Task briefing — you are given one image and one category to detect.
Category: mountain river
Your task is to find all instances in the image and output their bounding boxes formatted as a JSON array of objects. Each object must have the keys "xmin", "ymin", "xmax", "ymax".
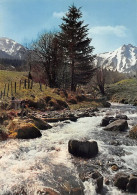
[{"xmin": 0, "ymin": 103, "xmax": 137, "ymax": 194}]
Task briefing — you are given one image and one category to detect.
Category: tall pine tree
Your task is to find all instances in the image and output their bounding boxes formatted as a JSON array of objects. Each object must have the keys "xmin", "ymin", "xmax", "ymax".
[{"xmin": 57, "ymin": 5, "xmax": 96, "ymax": 91}]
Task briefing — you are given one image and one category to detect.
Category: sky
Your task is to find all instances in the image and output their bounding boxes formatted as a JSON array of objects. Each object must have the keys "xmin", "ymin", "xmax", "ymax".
[{"xmin": 0, "ymin": 0, "xmax": 136, "ymax": 54}]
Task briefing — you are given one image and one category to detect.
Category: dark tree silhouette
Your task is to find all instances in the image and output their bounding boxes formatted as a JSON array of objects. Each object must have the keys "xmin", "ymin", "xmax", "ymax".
[{"xmin": 57, "ymin": 5, "xmax": 96, "ymax": 91}]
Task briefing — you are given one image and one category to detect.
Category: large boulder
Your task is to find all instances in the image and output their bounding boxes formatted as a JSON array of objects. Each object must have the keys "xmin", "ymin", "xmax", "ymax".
[
  {"xmin": 68, "ymin": 140, "xmax": 98, "ymax": 158},
  {"xmin": 8, "ymin": 120, "xmax": 42, "ymax": 139},
  {"xmin": 114, "ymin": 173, "xmax": 129, "ymax": 191},
  {"xmin": 114, "ymin": 173, "xmax": 137, "ymax": 193},
  {"xmin": 16, "ymin": 123, "xmax": 42, "ymax": 139},
  {"xmin": 127, "ymin": 175, "xmax": 137, "ymax": 193},
  {"xmin": 104, "ymin": 119, "xmax": 128, "ymax": 131},
  {"xmin": 129, "ymin": 125, "xmax": 137, "ymax": 139}
]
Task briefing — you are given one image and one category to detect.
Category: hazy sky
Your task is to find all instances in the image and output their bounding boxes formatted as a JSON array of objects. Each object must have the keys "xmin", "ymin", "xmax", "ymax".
[{"xmin": 0, "ymin": 0, "xmax": 136, "ymax": 53}]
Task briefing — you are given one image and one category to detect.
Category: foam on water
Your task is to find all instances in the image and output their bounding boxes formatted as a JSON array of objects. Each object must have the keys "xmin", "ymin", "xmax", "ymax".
[{"xmin": 0, "ymin": 103, "xmax": 136, "ymax": 194}]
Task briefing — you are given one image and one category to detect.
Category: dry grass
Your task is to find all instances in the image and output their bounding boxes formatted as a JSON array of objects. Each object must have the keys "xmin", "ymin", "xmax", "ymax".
[{"xmin": 0, "ymin": 70, "xmax": 65, "ymax": 102}]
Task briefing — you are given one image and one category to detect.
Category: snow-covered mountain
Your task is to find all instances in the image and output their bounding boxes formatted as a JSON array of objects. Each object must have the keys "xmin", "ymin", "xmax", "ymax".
[
  {"xmin": 0, "ymin": 37, "xmax": 26, "ymax": 60},
  {"xmin": 96, "ymin": 44, "xmax": 137, "ymax": 73}
]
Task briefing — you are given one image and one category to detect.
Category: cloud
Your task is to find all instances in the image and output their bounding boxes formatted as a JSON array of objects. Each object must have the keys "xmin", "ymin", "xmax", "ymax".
[
  {"xmin": 53, "ymin": 11, "xmax": 65, "ymax": 18},
  {"xmin": 90, "ymin": 25, "xmax": 127, "ymax": 38}
]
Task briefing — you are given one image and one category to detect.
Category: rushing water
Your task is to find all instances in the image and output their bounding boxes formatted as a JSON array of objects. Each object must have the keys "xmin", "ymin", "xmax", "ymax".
[{"xmin": 0, "ymin": 103, "xmax": 137, "ymax": 194}]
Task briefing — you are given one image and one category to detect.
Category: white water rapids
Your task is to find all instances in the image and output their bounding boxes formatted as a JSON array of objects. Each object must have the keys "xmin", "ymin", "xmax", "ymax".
[{"xmin": 0, "ymin": 103, "xmax": 137, "ymax": 194}]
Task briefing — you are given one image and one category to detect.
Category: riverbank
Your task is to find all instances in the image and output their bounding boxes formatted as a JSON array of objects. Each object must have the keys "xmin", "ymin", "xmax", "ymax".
[{"xmin": 106, "ymin": 78, "xmax": 137, "ymax": 105}]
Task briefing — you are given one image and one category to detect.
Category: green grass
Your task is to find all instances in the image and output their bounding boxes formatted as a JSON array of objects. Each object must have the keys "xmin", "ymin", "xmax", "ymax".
[
  {"xmin": 0, "ymin": 70, "xmax": 64, "ymax": 101},
  {"xmin": 0, "ymin": 70, "xmax": 108, "ymax": 110},
  {"xmin": 106, "ymin": 78, "xmax": 137, "ymax": 104}
]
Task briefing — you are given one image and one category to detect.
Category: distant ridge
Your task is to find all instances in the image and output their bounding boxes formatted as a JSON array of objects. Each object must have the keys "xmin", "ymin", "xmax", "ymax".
[
  {"xmin": 95, "ymin": 44, "xmax": 137, "ymax": 73},
  {"xmin": 0, "ymin": 37, "xmax": 26, "ymax": 60}
]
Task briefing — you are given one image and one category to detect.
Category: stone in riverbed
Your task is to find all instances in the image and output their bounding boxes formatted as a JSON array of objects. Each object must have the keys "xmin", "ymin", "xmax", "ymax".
[
  {"xmin": 101, "ymin": 116, "xmax": 115, "ymax": 126},
  {"xmin": 127, "ymin": 175, "xmax": 137, "ymax": 193},
  {"xmin": 8, "ymin": 121, "xmax": 42, "ymax": 139},
  {"xmin": 104, "ymin": 119, "xmax": 128, "ymax": 131},
  {"xmin": 30, "ymin": 116, "xmax": 52, "ymax": 130},
  {"xmin": 16, "ymin": 123, "xmax": 42, "ymax": 139},
  {"xmin": 91, "ymin": 171, "xmax": 103, "ymax": 193},
  {"xmin": 114, "ymin": 172, "xmax": 129, "ymax": 191},
  {"xmin": 37, "ymin": 188, "xmax": 60, "ymax": 195},
  {"xmin": 68, "ymin": 140, "xmax": 98, "ymax": 158},
  {"xmin": 102, "ymin": 101, "xmax": 111, "ymax": 108},
  {"xmin": 115, "ymin": 115, "xmax": 129, "ymax": 120},
  {"xmin": 129, "ymin": 125, "xmax": 137, "ymax": 139}
]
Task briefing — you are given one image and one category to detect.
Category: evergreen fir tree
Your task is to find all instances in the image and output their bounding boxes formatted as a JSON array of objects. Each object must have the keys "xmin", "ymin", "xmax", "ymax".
[{"xmin": 57, "ymin": 5, "xmax": 96, "ymax": 91}]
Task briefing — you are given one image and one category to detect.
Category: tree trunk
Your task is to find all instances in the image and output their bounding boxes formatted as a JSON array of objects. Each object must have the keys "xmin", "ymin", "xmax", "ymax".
[
  {"xmin": 71, "ymin": 59, "xmax": 76, "ymax": 91},
  {"xmin": 99, "ymin": 85, "xmax": 105, "ymax": 95}
]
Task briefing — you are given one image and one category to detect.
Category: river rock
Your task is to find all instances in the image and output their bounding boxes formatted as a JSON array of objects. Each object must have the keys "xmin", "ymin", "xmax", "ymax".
[
  {"xmin": 101, "ymin": 116, "xmax": 115, "ymax": 126},
  {"xmin": 0, "ymin": 125, "xmax": 8, "ymax": 141},
  {"xmin": 129, "ymin": 125, "xmax": 137, "ymax": 139},
  {"xmin": 114, "ymin": 172, "xmax": 129, "ymax": 191},
  {"xmin": 68, "ymin": 140, "xmax": 98, "ymax": 158},
  {"xmin": 16, "ymin": 123, "xmax": 42, "ymax": 139},
  {"xmin": 30, "ymin": 116, "xmax": 52, "ymax": 130},
  {"xmin": 104, "ymin": 119, "xmax": 128, "ymax": 131},
  {"xmin": 127, "ymin": 175, "xmax": 137, "ymax": 193},
  {"xmin": 37, "ymin": 188, "xmax": 60, "ymax": 195},
  {"xmin": 102, "ymin": 101, "xmax": 111, "ymax": 108},
  {"xmin": 91, "ymin": 171, "xmax": 103, "ymax": 193},
  {"xmin": 115, "ymin": 115, "xmax": 129, "ymax": 120},
  {"xmin": 8, "ymin": 122, "xmax": 42, "ymax": 139},
  {"xmin": 111, "ymin": 164, "xmax": 119, "ymax": 171}
]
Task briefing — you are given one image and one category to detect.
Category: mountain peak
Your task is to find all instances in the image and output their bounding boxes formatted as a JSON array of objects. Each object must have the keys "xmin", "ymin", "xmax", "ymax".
[
  {"xmin": 0, "ymin": 37, "xmax": 26, "ymax": 59},
  {"xmin": 96, "ymin": 44, "xmax": 137, "ymax": 73},
  {"xmin": 121, "ymin": 44, "xmax": 134, "ymax": 50}
]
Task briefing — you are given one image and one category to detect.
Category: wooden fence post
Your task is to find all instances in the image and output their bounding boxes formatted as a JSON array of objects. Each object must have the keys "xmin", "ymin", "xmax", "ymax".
[
  {"xmin": 15, "ymin": 82, "xmax": 16, "ymax": 93},
  {"xmin": 24, "ymin": 79, "xmax": 26, "ymax": 89},
  {"xmin": 28, "ymin": 79, "xmax": 30, "ymax": 89},
  {"xmin": 3, "ymin": 84, "xmax": 6, "ymax": 96},
  {"xmin": 30, "ymin": 80, "xmax": 33, "ymax": 89},
  {"xmin": 8, "ymin": 83, "xmax": 9, "ymax": 92},
  {"xmin": 39, "ymin": 82, "xmax": 42, "ymax": 91},
  {"xmin": 19, "ymin": 80, "xmax": 21, "ymax": 90},
  {"xmin": 11, "ymin": 82, "xmax": 13, "ymax": 96}
]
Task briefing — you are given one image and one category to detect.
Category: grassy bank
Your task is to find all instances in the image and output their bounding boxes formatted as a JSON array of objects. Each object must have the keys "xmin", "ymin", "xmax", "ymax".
[
  {"xmin": 0, "ymin": 70, "xmax": 107, "ymax": 110},
  {"xmin": 106, "ymin": 78, "xmax": 137, "ymax": 105}
]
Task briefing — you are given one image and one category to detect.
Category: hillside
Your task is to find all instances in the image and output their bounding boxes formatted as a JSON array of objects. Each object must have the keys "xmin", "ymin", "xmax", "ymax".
[
  {"xmin": 106, "ymin": 78, "xmax": 137, "ymax": 105},
  {"xmin": 0, "ymin": 70, "xmax": 107, "ymax": 110},
  {"xmin": 0, "ymin": 70, "xmax": 65, "ymax": 100}
]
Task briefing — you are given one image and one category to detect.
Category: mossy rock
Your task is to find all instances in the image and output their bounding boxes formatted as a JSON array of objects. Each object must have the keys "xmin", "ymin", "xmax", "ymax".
[
  {"xmin": 0, "ymin": 125, "xmax": 8, "ymax": 141},
  {"xmin": 25, "ymin": 99, "xmax": 37, "ymax": 108},
  {"xmin": 129, "ymin": 125, "xmax": 137, "ymax": 139},
  {"xmin": 56, "ymin": 99, "xmax": 69, "ymax": 109},
  {"xmin": 30, "ymin": 116, "xmax": 52, "ymax": 130},
  {"xmin": 8, "ymin": 121, "xmax": 42, "ymax": 139},
  {"xmin": 16, "ymin": 123, "xmax": 42, "ymax": 139}
]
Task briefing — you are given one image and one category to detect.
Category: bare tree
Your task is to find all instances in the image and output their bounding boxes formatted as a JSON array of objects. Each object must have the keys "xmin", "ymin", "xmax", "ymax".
[{"xmin": 30, "ymin": 32, "xmax": 61, "ymax": 88}]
